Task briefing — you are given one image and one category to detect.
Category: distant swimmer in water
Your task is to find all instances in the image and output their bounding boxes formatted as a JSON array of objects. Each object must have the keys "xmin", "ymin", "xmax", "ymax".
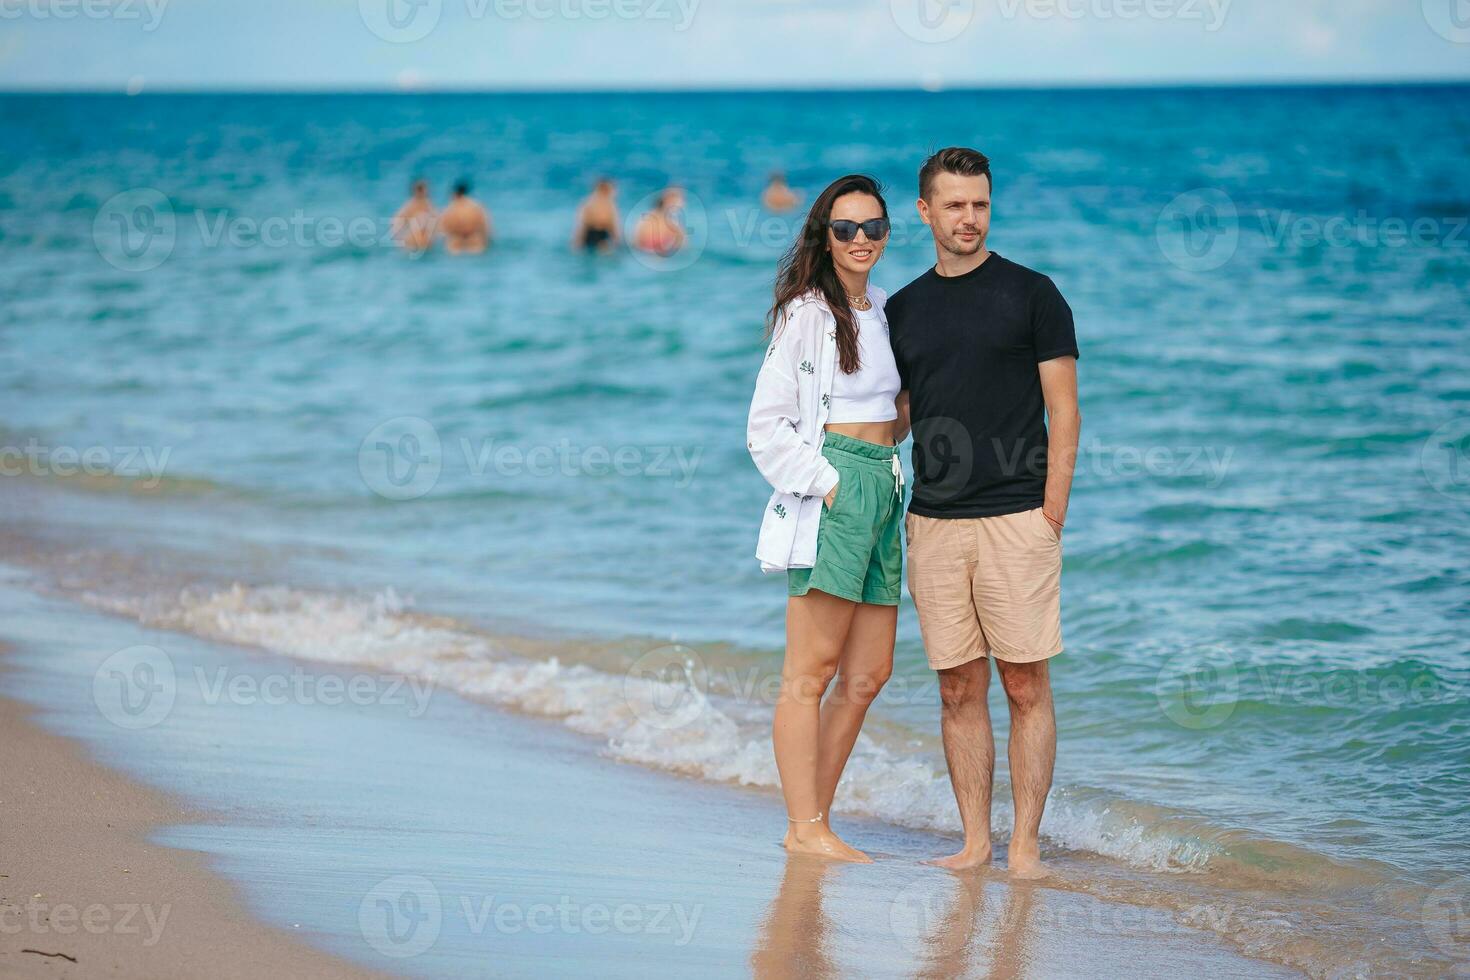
[
  {"xmin": 572, "ymin": 178, "xmax": 620, "ymax": 254},
  {"xmin": 761, "ymin": 171, "xmax": 799, "ymax": 213},
  {"xmin": 439, "ymin": 180, "xmax": 492, "ymax": 255},
  {"xmin": 391, "ymin": 179, "xmax": 437, "ymax": 253},
  {"xmin": 634, "ymin": 186, "xmax": 688, "ymax": 256}
]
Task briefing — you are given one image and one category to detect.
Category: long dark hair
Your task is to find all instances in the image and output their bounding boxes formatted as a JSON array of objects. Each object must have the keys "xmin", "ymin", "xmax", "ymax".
[{"xmin": 766, "ymin": 174, "xmax": 887, "ymax": 375}]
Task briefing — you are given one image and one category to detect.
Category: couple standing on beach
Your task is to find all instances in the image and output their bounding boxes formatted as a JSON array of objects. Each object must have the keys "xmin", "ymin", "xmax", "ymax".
[{"xmin": 747, "ymin": 148, "xmax": 1081, "ymax": 874}]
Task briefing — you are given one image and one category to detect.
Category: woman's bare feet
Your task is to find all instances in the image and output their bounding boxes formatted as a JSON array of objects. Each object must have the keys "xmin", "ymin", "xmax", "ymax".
[
  {"xmin": 784, "ymin": 822, "xmax": 873, "ymax": 863},
  {"xmin": 926, "ymin": 842, "xmax": 992, "ymax": 871}
]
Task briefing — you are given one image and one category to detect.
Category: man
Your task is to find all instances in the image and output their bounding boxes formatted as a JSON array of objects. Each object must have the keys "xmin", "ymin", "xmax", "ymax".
[
  {"xmin": 390, "ymin": 179, "xmax": 436, "ymax": 253},
  {"xmin": 887, "ymin": 147, "xmax": 1081, "ymax": 878},
  {"xmin": 571, "ymin": 177, "xmax": 620, "ymax": 254},
  {"xmin": 439, "ymin": 180, "xmax": 492, "ymax": 254}
]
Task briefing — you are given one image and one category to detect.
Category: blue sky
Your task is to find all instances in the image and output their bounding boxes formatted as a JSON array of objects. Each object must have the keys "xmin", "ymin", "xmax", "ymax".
[{"xmin": 1, "ymin": 0, "xmax": 1467, "ymax": 90}]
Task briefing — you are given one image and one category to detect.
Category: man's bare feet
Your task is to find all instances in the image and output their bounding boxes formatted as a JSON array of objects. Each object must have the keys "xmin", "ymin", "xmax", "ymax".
[
  {"xmin": 926, "ymin": 842, "xmax": 993, "ymax": 871},
  {"xmin": 1006, "ymin": 841, "xmax": 1049, "ymax": 880},
  {"xmin": 784, "ymin": 823, "xmax": 873, "ymax": 863}
]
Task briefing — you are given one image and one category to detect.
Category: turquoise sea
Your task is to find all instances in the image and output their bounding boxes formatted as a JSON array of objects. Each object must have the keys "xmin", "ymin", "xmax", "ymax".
[{"xmin": 2, "ymin": 87, "xmax": 1468, "ymax": 976}]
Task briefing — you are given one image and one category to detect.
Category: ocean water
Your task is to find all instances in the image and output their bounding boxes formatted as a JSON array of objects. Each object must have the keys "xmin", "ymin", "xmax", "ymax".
[{"xmin": 2, "ymin": 87, "xmax": 1469, "ymax": 976}]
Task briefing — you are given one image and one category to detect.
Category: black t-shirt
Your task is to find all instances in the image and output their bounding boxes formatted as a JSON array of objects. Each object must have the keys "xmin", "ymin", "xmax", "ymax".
[{"xmin": 887, "ymin": 253, "xmax": 1078, "ymax": 519}]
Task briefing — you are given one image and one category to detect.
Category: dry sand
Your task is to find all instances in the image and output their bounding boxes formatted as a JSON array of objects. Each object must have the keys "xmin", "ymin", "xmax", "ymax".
[{"xmin": 0, "ymin": 678, "xmax": 388, "ymax": 979}]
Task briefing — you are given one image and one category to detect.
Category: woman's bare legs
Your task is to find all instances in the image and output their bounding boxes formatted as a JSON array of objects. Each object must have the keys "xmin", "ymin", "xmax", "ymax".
[
  {"xmin": 775, "ymin": 588, "xmax": 871, "ymax": 862},
  {"xmin": 815, "ymin": 602, "xmax": 896, "ymax": 825}
]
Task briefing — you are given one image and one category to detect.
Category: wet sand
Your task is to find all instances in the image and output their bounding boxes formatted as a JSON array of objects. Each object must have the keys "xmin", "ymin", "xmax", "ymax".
[
  {"xmin": 0, "ymin": 682, "xmax": 388, "ymax": 979},
  {"xmin": 0, "ymin": 574, "xmax": 1296, "ymax": 978}
]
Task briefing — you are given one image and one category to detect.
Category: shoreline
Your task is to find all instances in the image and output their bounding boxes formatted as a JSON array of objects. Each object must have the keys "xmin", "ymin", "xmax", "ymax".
[
  {"xmin": 0, "ymin": 671, "xmax": 388, "ymax": 979},
  {"xmin": 0, "ymin": 573, "xmax": 1302, "ymax": 978}
]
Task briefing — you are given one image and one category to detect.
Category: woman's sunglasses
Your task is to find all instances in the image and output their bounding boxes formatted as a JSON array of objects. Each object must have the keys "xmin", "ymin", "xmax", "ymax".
[{"xmin": 829, "ymin": 217, "xmax": 891, "ymax": 243}]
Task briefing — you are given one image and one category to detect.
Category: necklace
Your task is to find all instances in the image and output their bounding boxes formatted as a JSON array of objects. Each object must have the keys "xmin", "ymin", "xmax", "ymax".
[{"xmin": 846, "ymin": 292, "xmax": 871, "ymax": 310}]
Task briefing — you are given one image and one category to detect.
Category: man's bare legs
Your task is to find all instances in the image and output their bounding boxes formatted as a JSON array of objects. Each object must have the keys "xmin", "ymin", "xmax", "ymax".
[
  {"xmin": 995, "ymin": 659, "xmax": 1055, "ymax": 878},
  {"xmin": 815, "ymin": 602, "xmax": 897, "ymax": 825},
  {"xmin": 775, "ymin": 589, "xmax": 871, "ymax": 862},
  {"xmin": 929, "ymin": 656, "xmax": 995, "ymax": 870}
]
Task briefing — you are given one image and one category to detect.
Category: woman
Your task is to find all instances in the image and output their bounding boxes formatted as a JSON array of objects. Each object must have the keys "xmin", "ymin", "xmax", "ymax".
[
  {"xmin": 634, "ymin": 186, "xmax": 687, "ymax": 256},
  {"xmin": 747, "ymin": 174, "xmax": 906, "ymax": 863}
]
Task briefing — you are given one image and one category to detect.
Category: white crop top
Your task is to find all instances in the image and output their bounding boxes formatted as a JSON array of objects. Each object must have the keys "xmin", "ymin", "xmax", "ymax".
[{"xmin": 827, "ymin": 306, "xmax": 901, "ymax": 424}]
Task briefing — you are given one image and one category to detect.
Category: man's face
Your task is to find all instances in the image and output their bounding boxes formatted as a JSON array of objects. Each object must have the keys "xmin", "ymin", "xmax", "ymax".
[{"xmin": 917, "ymin": 172, "xmax": 991, "ymax": 257}]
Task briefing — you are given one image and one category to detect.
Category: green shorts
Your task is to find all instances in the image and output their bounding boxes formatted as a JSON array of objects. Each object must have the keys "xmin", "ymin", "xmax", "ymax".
[{"xmin": 788, "ymin": 432, "xmax": 904, "ymax": 606}]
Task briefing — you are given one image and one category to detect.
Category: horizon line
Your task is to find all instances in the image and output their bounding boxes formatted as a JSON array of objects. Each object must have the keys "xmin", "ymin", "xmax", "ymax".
[{"xmin": 3, "ymin": 76, "xmax": 1469, "ymax": 96}]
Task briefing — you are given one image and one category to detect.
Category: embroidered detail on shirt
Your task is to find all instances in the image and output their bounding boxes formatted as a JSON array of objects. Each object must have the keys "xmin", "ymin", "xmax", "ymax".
[
  {"xmin": 773, "ymin": 503, "xmax": 788, "ymax": 519},
  {"xmin": 821, "ymin": 393, "xmax": 830, "ymax": 408},
  {"xmin": 799, "ymin": 360, "xmax": 815, "ymax": 375}
]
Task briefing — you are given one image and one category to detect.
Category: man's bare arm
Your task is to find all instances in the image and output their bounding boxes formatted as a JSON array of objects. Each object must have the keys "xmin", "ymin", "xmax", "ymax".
[
  {"xmin": 894, "ymin": 390, "xmax": 911, "ymax": 444},
  {"xmin": 1038, "ymin": 357, "xmax": 1080, "ymax": 532}
]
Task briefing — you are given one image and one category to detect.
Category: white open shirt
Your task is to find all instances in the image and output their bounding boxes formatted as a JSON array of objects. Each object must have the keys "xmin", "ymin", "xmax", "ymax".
[{"xmin": 746, "ymin": 285, "xmax": 889, "ymax": 573}]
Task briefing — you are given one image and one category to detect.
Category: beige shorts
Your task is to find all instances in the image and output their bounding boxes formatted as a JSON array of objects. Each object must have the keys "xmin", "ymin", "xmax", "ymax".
[{"xmin": 905, "ymin": 508, "xmax": 1064, "ymax": 670}]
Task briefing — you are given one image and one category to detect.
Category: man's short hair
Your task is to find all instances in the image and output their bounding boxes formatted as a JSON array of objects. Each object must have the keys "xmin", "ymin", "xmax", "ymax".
[
  {"xmin": 454, "ymin": 180, "xmax": 471, "ymax": 197},
  {"xmin": 919, "ymin": 147, "xmax": 992, "ymax": 201}
]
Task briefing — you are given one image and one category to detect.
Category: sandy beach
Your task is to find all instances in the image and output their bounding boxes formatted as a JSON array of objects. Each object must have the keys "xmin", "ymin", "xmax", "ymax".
[
  {"xmin": 0, "ymin": 679, "xmax": 387, "ymax": 979},
  {"xmin": 0, "ymin": 564, "xmax": 1301, "ymax": 979}
]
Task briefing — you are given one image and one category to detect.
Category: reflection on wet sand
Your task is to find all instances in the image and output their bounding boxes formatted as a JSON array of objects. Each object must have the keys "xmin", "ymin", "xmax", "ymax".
[
  {"xmin": 982, "ymin": 881, "xmax": 1040, "ymax": 980},
  {"xmin": 911, "ymin": 873, "xmax": 1038, "ymax": 980},
  {"xmin": 751, "ymin": 857, "xmax": 838, "ymax": 980},
  {"xmin": 752, "ymin": 855, "xmax": 1042, "ymax": 980}
]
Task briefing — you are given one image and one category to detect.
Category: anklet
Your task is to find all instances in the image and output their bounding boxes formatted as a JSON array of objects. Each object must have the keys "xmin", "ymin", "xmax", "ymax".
[{"xmin": 787, "ymin": 813, "xmax": 825, "ymax": 823}]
